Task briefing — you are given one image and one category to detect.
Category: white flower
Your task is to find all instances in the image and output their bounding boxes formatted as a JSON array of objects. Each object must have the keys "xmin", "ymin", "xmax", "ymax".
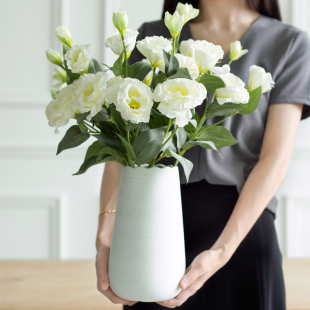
[
  {"xmin": 179, "ymin": 39, "xmax": 196, "ymax": 57},
  {"xmin": 153, "ymin": 78, "xmax": 207, "ymax": 127},
  {"xmin": 209, "ymin": 64, "xmax": 230, "ymax": 75},
  {"xmin": 212, "ymin": 70, "xmax": 249, "ymax": 104},
  {"xmin": 142, "ymin": 58, "xmax": 159, "ymax": 86},
  {"xmin": 107, "ymin": 75, "xmax": 122, "ymax": 88},
  {"xmin": 55, "ymin": 25, "xmax": 72, "ymax": 47},
  {"xmin": 164, "ymin": 11, "xmax": 184, "ymax": 38},
  {"xmin": 74, "ymin": 72, "xmax": 111, "ymax": 120},
  {"xmin": 176, "ymin": 2, "xmax": 199, "ymax": 24},
  {"xmin": 105, "ymin": 78, "xmax": 153, "ymax": 124},
  {"xmin": 113, "ymin": 10, "xmax": 129, "ymax": 35},
  {"xmin": 45, "ymin": 84, "xmax": 76, "ymax": 134},
  {"xmin": 159, "ymin": 53, "xmax": 199, "ymax": 79},
  {"xmin": 248, "ymin": 65, "xmax": 275, "ymax": 93},
  {"xmin": 64, "ymin": 44, "xmax": 91, "ymax": 74},
  {"xmin": 194, "ymin": 40, "xmax": 224, "ymax": 73},
  {"xmin": 136, "ymin": 36, "xmax": 172, "ymax": 68},
  {"xmin": 105, "ymin": 29, "xmax": 138, "ymax": 57},
  {"xmin": 230, "ymin": 41, "xmax": 248, "ymax": 61}
]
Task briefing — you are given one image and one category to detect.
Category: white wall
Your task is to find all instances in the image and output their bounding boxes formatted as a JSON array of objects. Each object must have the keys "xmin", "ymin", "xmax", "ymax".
[{"xmin": 0, "ymin": 0, "xmax": 309, "ymax": 259}]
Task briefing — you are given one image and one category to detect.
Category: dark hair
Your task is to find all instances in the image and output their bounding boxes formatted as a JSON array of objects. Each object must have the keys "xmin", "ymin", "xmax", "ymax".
[{"xmin": 162, "ymin": 0, "xmax": 281, "ymax": 21}]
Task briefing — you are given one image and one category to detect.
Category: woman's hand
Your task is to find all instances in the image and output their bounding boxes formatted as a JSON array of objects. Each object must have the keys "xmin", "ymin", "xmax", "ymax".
[
  {"xmin": 95, "ymin": 243, "xmax": 138, "ymax": 306},
  {"xmin": 156, "ymin": 247, "xmax": 230, "ymax": 308}
]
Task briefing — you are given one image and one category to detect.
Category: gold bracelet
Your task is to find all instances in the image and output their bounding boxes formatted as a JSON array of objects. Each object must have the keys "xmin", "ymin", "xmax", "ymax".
[{"xmin": 98, "ymin": 210, "xmax": 116, "ymax": 218}]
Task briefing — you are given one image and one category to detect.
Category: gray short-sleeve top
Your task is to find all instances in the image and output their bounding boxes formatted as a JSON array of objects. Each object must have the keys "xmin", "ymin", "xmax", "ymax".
[{"xmin": 128, "ymin": 15, "xmax": 310, "ymax": 215}]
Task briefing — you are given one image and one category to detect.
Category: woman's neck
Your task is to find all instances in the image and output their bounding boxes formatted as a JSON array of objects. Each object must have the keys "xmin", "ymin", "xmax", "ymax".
[{"xmin": 193, "ymin": 0, "xmax": 260, "ymax": 30}]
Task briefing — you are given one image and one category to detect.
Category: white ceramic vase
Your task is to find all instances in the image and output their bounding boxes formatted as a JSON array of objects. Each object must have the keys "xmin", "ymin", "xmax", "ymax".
[{"xmin": 108, "ymin": 165, "xmax": 186, "ymax": 302}]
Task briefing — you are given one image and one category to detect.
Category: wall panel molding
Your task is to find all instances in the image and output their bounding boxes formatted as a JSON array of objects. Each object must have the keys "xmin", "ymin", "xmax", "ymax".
[
  {"xmin": 284, "ymin": 195, "xmax": 310, "ymax": 257},
  {"xmin": 0, "ymin": 196, "xmax": 62, "ymax": 259}
]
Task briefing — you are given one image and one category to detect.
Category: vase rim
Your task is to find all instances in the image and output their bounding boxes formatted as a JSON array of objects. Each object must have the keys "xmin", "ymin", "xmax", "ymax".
[{"xmin": 123, "ymin": 165, "xmax": 177, "ymax": 170}]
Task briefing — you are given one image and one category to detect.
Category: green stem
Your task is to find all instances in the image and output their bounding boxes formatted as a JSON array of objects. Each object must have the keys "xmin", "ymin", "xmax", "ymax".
[
  {"xmin": 110, "ymin": 116, "xmax": 123, "ymax": 135},
  {"xmin": 228, "ymin": 59, "xmax": 233, "ymax": 66},
  {"xmin": 84, "ymin": 121, "xmax": 100, "ymax": 133},
  {"xmin": 155, "ymin": 154, "xmax": 168, "ymax": 163},
  {"xmin": 134, "ymin": 123, "xmax": 141, "ymax": 140},
  {"xmin": 172, "ymin": 37, "xmax": 176, "ymax": 54},
  {"xmin": 150, "ymin": 67, "xmax": 156, "ymax": 91},
  {"xmin": 121, "ymin": 35, "xmax": 127, "ymax": 77},
  {"xmin": 173, "ymin": 94, "xmax": 214, "ymax": 166}
]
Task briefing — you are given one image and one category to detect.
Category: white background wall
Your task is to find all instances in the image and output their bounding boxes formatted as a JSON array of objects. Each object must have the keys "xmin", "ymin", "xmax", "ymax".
[{"xmin": 0, "ymin": 0, "xmax": 309, "ymax": 260}]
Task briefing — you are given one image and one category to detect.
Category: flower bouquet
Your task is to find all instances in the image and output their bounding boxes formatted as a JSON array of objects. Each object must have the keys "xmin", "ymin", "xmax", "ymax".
[{"xmin": 45, "ymin": 2, "xmax": 274, "ymax": 302}]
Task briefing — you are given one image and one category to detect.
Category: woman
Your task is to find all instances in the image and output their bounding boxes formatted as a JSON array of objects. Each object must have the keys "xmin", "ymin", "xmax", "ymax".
[{"xmin": 95, "ymin": 0, "xmax": 310, "ymax": 309}]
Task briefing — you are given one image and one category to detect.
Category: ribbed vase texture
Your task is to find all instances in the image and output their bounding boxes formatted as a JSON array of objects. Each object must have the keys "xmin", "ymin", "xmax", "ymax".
[{"xmin": 108, "ymin": 165, "xmax": 186, "ymax": 302}]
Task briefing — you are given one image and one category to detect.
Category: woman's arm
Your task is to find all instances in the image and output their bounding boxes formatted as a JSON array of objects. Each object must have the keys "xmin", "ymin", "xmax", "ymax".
[
  {"xmin": 96, "ymin": 161, "xmax": 122, "ymax": 249},
  {"xmin": 157, "ymin": 102, "xmax": 303, "ymax": 308},
  {"xmin": 95, "ymin": 162, "xmax": 137, "ymax": 306},
  {"xmin": 210, "ymin": 103, "xmax": 303, "ymax": 259}
]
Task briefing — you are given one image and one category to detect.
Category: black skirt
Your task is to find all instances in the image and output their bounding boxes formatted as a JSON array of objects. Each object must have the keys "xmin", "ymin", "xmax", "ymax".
[{"xmin": 124, "ymin": 180, "xmax": 286, "ymax": 310}]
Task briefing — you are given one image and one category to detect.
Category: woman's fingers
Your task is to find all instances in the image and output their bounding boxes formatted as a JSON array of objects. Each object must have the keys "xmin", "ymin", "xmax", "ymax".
[
  {"xmin": 95, "ymin": 245, "xmax": 137, "ymax": 306},
  {"xmin": 157, "ymin": 273, "xmax": 210, "ymax": 308},
  {"xmin": 179, "ymin": 253, "xmax": 208, "ymax": 289}
]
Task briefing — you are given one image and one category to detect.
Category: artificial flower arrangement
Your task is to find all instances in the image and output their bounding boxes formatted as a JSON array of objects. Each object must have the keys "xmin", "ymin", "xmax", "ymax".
[{"xmin": 45, "ymin": 2, "xmax": 274, "ymax": 182}]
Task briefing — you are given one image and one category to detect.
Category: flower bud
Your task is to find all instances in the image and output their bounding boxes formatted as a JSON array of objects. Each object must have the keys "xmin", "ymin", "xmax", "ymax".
[
  {"xmin": 56, "ymin": 25, "xmax": 72, "ymax": 48},
  {"xmin": 229, "ymin": 41, "xmax": 248, "ymax": 61},
  {"xmin": 52, "ymin": 67, "xmax": 67, "ymax": 90},
  {"xmin": 164, "ymin": 11, "xmax": 184, "ymax": 38},
  {"xmin": 113, "ymin": 10, "xmax": 129, "ymax": 35},
  {"xmin": 248, "ymin": 65, "xmax": 275, "ymax": 93},
  {"xmin": 176, "ymin": 3, "xmax": 199, "ymax": 24},
  {"xmin": 46, "ymin": 49, "xmax": 63, "ymax": 66}
]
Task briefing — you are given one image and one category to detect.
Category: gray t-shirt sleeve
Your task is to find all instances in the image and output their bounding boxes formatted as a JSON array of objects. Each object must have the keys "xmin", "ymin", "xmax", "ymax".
[{"xmin": 269, "ymin": 30, "xmax": 310, "ymax": 120}]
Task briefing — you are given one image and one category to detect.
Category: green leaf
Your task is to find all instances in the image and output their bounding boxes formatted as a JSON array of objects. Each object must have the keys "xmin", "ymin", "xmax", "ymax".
[
  {"xmin": 125, "ymin": 122, "xmax": 139, "ymax": 131},
  {"xmin": 78, "ymin": 121, "xmax": 88, "ymax": 134},
  {"xmin": 73, "ymin": 155, "xmax": 119, "ymax": 175},
  {"xmin": 174, "ymin": 125, "xmax": 188, "ymax": 148},
  {"xmin": 85, "ymin": 141, "xmax": 105, "ymax": 161},
  {"xmin": 206, "ymin": 100, "xmax": 244, "ymax": 119},
  {"xmin": 195, "ymin": 125, "xmax": 238, "ymax": 149},
  {"xmin": 167, "ymin": 53, "xmax": 179, "ymax": 77},
  {"xmin": 130, "ymin": 61, "xmax": 153, "ymax": 81},
  {"xmin": 169, "ymin": 149, "xmax": 193, "ymax": 183},
  {"xmin": 162, "ymin": 130, "xmax": 177, "ymax": 153},
  {"xmin": 56, "ymin": 125, "xmax": 89, "ymax": 155},
  {"xmin": 51, "ymin": 90, "xmax": 59, "ymax": 100},
  {"xmin": 92, "ymin": 133, "xmax": 123, "ymax": 152},
  {"xmin": 76, "ymin": 112, "xmax": 90, "ymax": 123},
  {"xmin": 184, "ymin": 119, "xmax": 197, "ymax": 135},
  {"xmin": 155, "ymin": 73, "xmax": 167, "ymax": 86},
  {"xmin": 168, "ymin": 67, "xmax": 192, "ymax": 80},
  {"xmin": 112, "ymin": 53, "xmax": 123, "ymax": 76},
  {"xmin": 199, "ymin": 74, "xmax": 226, "ymax": 92},
  {"xmin": 132, "ymin": 127, "xmax": 165, "ymax": 165},
  {"xmin": 151, "ymin": 108, "xmax": 170, "ymax": 128},
  {"xmin": 110, "ymin": 104, "xmax": 127, "ymax": 136},
  {"xmin": 184, "ymin": 140, "xmax": 222, "ymax": 158},
  {"xmin": 88, "ymin": 58, "xmax": 104, "ymax": 74},
  {"xmin": 98, "ymin": 147, "xmax": 122, "ymax": 160},
  {"xmin": 239, "ymin": 86, "xmax": 262, "ymax": 115},
  {"xmin": 122, "ymin": 59, "xmax": 134, "ymax": 78},
  {"xmin": 115, "ymin": 133, "xmax": 136, "ymax": 161},
  {"xmin": 163, "ymin": 50, "xmax": 171, "ymax": 75},
  {"xmin": 90, "ymin": 108, "xmax": 109, "ymax": 122},
  {"xmin": 62, "ymin": 44, "xmax": 70, "ymax": 56},
  {"xmin": 96, "ymin": 121, "xmax": 117, "ymax": 135}
]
